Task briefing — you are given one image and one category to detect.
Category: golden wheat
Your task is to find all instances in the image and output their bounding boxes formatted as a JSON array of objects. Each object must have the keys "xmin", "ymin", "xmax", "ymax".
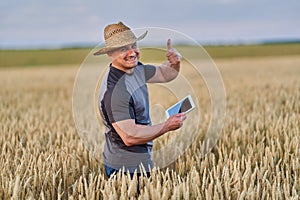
[{"xmin": 0, "ymin": 55, "xmax": 300, "ymax": 199}]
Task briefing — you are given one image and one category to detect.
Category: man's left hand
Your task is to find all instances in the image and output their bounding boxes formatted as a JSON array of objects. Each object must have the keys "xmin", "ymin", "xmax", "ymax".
[{"xmin": 166, "ymin": 39, "xmax": 182, "ymax": 65}]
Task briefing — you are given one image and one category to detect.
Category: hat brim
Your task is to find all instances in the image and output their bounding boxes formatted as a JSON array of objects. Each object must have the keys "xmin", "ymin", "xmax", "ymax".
[{"xmin": 93, "ymin": 31, "xmax": 147, "ymax": 56}]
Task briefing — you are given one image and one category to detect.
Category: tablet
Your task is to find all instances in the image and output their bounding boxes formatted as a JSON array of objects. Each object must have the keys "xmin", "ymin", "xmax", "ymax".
[{"xmin": 165, "ymin": 95, "xmax": 196, "ymax": 118}]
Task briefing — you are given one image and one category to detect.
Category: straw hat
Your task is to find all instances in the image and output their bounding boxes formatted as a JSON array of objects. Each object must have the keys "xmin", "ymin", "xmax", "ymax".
[{"xmin": 93, "ymin": 22, "xmax": 147, "ymax": 55}]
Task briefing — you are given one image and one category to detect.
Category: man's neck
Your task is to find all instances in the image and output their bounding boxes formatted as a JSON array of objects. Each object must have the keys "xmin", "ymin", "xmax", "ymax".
[{"xmin": 111, "ymin": 63, "xmax": 135, "ymax": 74}]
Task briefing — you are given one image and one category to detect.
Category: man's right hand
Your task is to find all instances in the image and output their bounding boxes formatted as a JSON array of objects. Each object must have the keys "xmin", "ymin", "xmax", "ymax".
[{"xmin": 164, "ymin": 113, "xmax": 187, "ymax": 131}]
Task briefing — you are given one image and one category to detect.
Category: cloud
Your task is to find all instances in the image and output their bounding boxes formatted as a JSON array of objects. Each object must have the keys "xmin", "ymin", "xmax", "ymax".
[
  {"xmin": 1, "ymin": 0, "xmax": 299, "ymax": 48},
  {"xmin": 214, "ymin": 0, "xmax": 240, "ymax": 4}
]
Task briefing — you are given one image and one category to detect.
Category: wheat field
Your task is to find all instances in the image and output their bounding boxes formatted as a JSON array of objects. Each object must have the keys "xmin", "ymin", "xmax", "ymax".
[{"xmin": 0, "ymin": 54, "xmax": 299, "ymax": 199}]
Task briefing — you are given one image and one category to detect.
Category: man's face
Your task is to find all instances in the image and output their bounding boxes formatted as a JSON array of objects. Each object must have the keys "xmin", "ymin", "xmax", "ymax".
[{"xmin": 108, "ymin": 43, "xmax": 140, "ymax": 72}]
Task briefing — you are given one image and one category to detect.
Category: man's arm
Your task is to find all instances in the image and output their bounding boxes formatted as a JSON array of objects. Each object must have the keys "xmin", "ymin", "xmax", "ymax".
[
  {"xmin": 147, "ymin": 39, "xmax": 182, "ymax": 83},
  {"xmin": 112, "ymin": 113, "xmax": 186, "ymax": 147}
]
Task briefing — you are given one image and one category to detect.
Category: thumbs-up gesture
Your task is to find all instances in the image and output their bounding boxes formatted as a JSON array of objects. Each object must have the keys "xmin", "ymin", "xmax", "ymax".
[{"xmin": 166, "ymin": 39, "xmax": 182, "ymax": 65}]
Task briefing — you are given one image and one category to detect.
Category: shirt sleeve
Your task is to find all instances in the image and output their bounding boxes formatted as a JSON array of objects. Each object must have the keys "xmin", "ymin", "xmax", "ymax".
[
  {"xmin": 105, "ymin": 86, "xmax": 135, "ymax": 123},
  {"xmin": 143, "ymin": 64, "xmax": 156, "ymax": 81}
]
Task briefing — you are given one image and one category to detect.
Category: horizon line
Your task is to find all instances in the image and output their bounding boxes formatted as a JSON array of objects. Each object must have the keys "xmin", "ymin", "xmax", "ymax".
[{"xmin": 1, "ymin": 38, "xmax": 300, "ymax": 50}]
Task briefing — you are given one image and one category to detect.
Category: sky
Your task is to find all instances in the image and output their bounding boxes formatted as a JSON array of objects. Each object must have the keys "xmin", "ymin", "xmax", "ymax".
[{"xmin": 1, "ymin": 0, "xmax": 300, "ymax": 49}]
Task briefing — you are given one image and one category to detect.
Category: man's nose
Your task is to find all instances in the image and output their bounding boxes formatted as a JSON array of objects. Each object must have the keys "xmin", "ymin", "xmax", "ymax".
[{"xmin": 127, "ymin": 48, "xmax": 136, "ymax": 55}]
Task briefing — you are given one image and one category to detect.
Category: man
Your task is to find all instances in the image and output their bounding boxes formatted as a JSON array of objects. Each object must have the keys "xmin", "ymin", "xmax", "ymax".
[{"xmin": 94, "ymin": 22, "xmax": 186, "ymax": 178}]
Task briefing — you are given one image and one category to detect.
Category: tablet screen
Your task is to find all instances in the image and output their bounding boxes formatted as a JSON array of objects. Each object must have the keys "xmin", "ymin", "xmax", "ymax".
[
  {"xmin": 179, "ymin": 98, "xmax": 193, "ymax": 113},
  {"xmin": 165, "ymin": 95, "xmax": 195, "ymax": 118}
]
